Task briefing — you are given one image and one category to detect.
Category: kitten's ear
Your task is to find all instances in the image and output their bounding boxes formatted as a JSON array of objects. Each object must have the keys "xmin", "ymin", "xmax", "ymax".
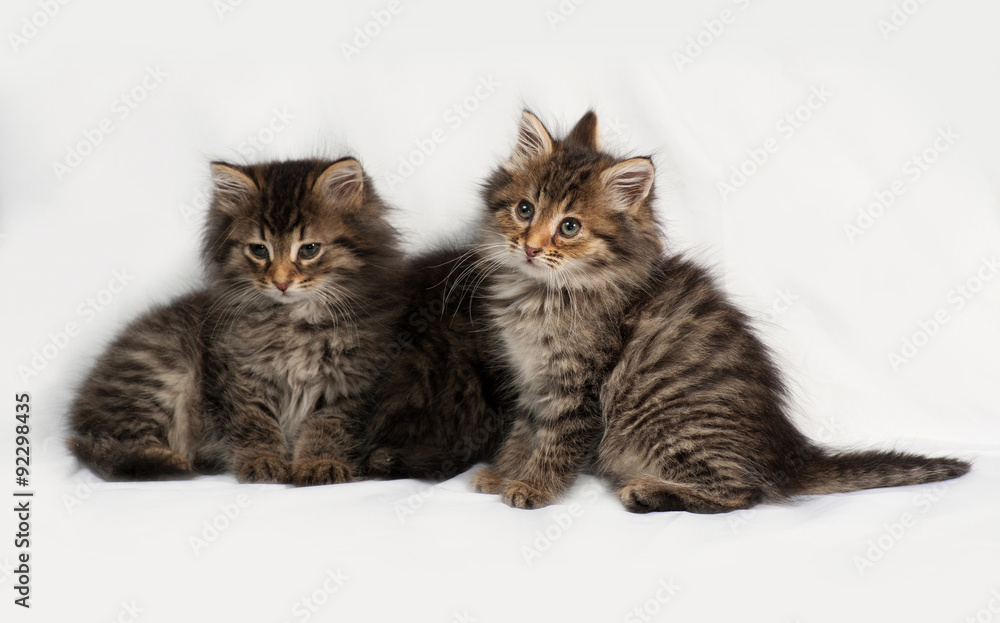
[
  {"xmin": 211, "ymin": 163, "xmax": 256, "ymax": 195},
  {"xmin": 565, "ymin": 110, "xmax": 599, "ymax": 151},
  {"xmin": 602, "ymin": 157, "xmax": 655, "ymax": 211},
  {"xmin": 210, "ymin": 163, "xmax": 256, "ymax": 214},
  {"xmin": 314, "ymin": 158, "xmax": 365, "ymax": 209},
  {"xmin": 510, "ymin": 111, "xmax": 554, "ymax": 163}
]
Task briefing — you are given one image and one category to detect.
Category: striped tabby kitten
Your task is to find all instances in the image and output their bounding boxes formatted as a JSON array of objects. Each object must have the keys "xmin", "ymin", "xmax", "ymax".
[
  {"xmin": 471, "ymin": 111, "xmax": 969, "ymax": 512},
  {"xmin": 361, "ymin": 246, "xmax": 510, "ymax": 480},
  {"xmin": 69, "ymin": 158, "xmax": 402, "ymax": 485}
]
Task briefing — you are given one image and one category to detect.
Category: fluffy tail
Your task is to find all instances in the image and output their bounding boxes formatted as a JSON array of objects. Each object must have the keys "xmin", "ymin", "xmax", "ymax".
[{"xmin": 791, "ymin": 449, "xmax": 970, "ymax": 496}]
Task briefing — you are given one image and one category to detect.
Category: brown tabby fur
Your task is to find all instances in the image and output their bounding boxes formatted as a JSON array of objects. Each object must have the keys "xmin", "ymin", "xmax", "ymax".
[
  {"xmin": 68, "ymin": 158, "xmax": 403, "ymax": 484},
  {"xmin": 471, "ymin": 111, "xmax": 970, "ymax": 513},
  {"xmin": 360, "ymin": 246, "xmax": 511, "ymax": 480}
]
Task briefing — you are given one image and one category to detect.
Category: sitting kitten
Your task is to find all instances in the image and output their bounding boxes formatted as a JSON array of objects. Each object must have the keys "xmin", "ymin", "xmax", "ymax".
[
  {"xmin": 361, "ymin": 245, "xmax": 511, "ymax": 480},
  {"xmin": 472, "ymin": 111, "xmax": 970, "ymax": 512},
  {"xmin": 68, "ymin": 158, "xmax": 403, "ymax": 485}
]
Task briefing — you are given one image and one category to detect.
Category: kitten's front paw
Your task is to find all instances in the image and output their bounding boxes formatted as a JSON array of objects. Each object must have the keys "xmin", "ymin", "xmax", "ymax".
[
  {"xmin": 236, "ymin": 453, "xmax": 289, "ymax": 484},
  {"xmin": 291, "ymin": 457, "xmax": 353, "ymax": 486},
  {"xmin": 502, "ymin": 480, "xmax": 554, "ymax": 510},
  {"xmin": 471, "ymin": 466, "xmax": 505, "ymax": 494}
]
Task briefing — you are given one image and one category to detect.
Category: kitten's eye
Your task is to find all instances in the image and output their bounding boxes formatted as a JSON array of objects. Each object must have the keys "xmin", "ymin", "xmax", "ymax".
[
  {"xmin": 559, "ymin": 218, "xmax": 582, "ymax": 237},
  {"xmin": 298, "ymin": 243, "xmax": 321, "ymax": 259},
  {"xmin": 516, "ymin": 200, "xmax": 535, "ymax": 221},
  {"xmin": 249, "ymin": 244, "xmax": 269, "ymax": 259}
]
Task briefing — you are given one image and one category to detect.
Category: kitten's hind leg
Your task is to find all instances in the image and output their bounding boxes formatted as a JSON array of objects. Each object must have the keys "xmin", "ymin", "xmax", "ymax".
[
  {"xmin": 615, "ymin": 474, "xmax": 757, "ymax": 515},
  {"xmin": 68, "ymin": 434, "xmax": 194, "ymax": 481}
]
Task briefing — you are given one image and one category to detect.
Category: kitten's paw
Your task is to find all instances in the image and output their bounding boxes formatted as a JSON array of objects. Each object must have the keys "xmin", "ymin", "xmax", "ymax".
[
  {"xmin": 471, "ymin": 466, "xmax": 505, "ymax": 494},
  {"xmin": 365, "ymin": 447, "xmax": 397, "ymax": 479},
  {"xmin": 105, "ymin": 445, "xmax": 195, "ymax": 481},
  {"xmin": 236, "ymin": 453, "xmax": 289, "ymax": 484},
  {"xmin": 291, "ymin": 457, "xmax": 353, "ymax": 486},
  {"xmin": 136, "ymin": 446, "xmax": 195, "ymax": 476},
  {"xmin": 618, "ymin": 481, "xmax": 678, "ymax": 513},
  {"xmin": 501, "ymin": 480, "xmax": 554, "ymax": 510}
]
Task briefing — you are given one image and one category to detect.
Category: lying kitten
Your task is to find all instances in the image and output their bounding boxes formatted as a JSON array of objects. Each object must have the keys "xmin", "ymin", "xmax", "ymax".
[
  {"xmin": 472, "ymin": 111, "xmax": 970, "ymax": 512},
  {"xmin": 68, "ymin": 158, "xmax": 403, "ymax": 485},
  {"xmin": 362, "ymin": 246, "xmax": 510, "ymax": 480}
]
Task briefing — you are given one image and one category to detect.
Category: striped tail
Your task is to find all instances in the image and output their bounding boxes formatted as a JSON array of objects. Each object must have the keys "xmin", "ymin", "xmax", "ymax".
[{"xmin": 792, "ymin": 449, "xmax": 970, "ymax": 496}]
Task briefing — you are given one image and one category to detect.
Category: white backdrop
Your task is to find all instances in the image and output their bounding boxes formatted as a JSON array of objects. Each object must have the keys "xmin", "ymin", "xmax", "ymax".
[{"xmin": 2, "ymin": 1, "xmax": 998, "ymax": 621}]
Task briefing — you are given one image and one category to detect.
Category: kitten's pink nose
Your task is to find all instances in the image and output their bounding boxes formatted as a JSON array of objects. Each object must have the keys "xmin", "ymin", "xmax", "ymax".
[
  {"xmin": 274, "ymin": 280, "xmax": 291, "ymax": 292},
  {"xmin": 525, "ymin": 246, "xmax": 543, "ymax": 259}
]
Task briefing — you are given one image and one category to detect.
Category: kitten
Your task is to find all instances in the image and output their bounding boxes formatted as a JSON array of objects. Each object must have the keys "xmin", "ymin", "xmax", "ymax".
[
  {"xmin": 68, "ymin": 157, "xmax": 403, "ymax": 485},
  {"xmin": 361, "ymin": 245, "xmax": 511, "ymax": 480},
  {"xmin": 471, "ymin": 111, "xmax": 970, "ymax": 512}
]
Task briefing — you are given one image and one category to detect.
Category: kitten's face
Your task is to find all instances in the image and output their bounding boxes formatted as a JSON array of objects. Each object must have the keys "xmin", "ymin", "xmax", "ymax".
[
  {"xmin": 481, "ymin": 111, "xmax": 661, "ymax": 289},
  {"xmin": 204, "ymin": 158, "xmax": 378, "ymax": 306}
]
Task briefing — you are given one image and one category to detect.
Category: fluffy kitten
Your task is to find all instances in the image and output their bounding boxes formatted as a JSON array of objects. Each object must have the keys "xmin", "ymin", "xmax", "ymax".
[
  {"xmin": 471, "ymin": 111, "xmax": 970, "ymax": 512},
  {"xmin": 361, "ymin": 246, "xmax": 510, "ymax": 480},
  {"xmin": 68, "ymin": 158, "xmax": 403, "ymax": 485}
]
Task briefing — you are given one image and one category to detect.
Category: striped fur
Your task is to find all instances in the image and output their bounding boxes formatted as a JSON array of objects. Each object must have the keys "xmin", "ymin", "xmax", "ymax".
[
  {"xmin": 471, "ymin": 111, "xmax": 970, "ymax": 513},
  {"xmin": 68, "ymin": 158, "xmax": 403, "ymax": 484}
]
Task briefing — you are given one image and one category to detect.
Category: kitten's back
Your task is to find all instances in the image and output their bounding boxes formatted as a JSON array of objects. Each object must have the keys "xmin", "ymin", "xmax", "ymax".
[
  {"xmin": 599, "ymin": 254, "xmax": 969, "ymax": 511},
  {"xmin": 68, "ymin": 291, "xmax": 210, "ymax": 480}
]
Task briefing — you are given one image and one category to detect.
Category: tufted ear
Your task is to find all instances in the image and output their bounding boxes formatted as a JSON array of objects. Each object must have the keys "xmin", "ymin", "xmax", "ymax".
[
  {"xmin": 510, "ymin": 110, "xmax": 554, "ymax": 162},
  {"xmin": 210, "ymin": 162, "xmax": 257, "ymax": 214},
  {"xmin": 601, "ymin": 157, "xmax": 654, "ymax": 211},
  {"xmin": 314, "ymin": 158, "xmax": 365, "ymax": 209},
  {"xmin": 565, "ymin": 110, "xmax": 599, "ymax": 151}
]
